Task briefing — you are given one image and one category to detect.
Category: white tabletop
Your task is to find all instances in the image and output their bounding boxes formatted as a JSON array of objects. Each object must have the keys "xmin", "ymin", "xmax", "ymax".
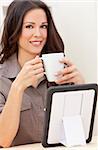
[{"xmin": 2, "ymin": 136, "xmax": 98, "ymax": 150}]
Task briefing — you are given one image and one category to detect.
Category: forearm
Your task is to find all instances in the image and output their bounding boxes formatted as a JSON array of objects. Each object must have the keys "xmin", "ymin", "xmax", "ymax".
[{"xmin": 0, "ymin": 82, "xmax": 24, "ymax": 147}]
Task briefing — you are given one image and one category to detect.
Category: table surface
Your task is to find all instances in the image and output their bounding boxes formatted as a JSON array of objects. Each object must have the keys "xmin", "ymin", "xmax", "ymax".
[{"xmin": 2, "ymin": 136, "xmax": 98, "ymax": 150}]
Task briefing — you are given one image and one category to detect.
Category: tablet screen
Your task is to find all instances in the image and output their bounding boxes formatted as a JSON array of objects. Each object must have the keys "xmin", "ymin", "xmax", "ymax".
[
  {"xmin": 47, "ymin": 90, "xmax": 95, "ymax": 144},
  {"xmin": 42, "ymin": 84, "xmax": 97, "ymax": 147}
]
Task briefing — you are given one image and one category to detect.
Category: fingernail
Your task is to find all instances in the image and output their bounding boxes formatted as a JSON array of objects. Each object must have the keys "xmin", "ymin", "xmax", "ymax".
[{"xmin": 35, "ymin": 55, "xmax": 39, "ymax": 58}]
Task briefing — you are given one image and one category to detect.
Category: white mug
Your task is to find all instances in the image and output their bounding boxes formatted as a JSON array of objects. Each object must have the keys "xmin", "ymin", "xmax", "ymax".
[{"xmin": 41, "ymin": 53, "xmax": 64, "ymax": 82}]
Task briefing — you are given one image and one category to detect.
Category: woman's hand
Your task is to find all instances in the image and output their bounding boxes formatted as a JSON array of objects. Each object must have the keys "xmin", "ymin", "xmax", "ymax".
[
  {"xmin": 55, "ymin": 57, "xmax": 85, "ymax": 85},
  {"xmin": 13, "ymin": 56, "xmax": 44, "ymax": 91}
]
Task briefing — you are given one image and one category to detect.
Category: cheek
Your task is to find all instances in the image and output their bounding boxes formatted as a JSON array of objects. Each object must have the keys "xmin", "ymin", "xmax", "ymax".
[
  {"xmin": 42, "ymin": 31, "xmax": 48, "ymax": 41},
  {"xmin": 18, "ymin": 35, "xmax": 28, "ymax": 47},
  {"xmin": 45, "ymin": 33, "xmax": 47, "ymax": 40},
  {"xmin": 21, "ymin": 33, "xmax": 30, "ymax": 40},
  {"xmin": 43, "ymin": 32, "xmax": 47, "ymax": 44},
  {"xmin": 19, "ymin": 35, "xmax": 30, "ymax": 45},
  {"xmin": 20, "ymin": 29, "xmax": 32, "ymax": 40}
]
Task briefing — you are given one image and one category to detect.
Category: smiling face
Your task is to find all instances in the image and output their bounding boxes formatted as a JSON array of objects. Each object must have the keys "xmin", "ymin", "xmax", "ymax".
[{"xmin": 18, "ymin": 8, "xmax": 48, "ymax": 59}]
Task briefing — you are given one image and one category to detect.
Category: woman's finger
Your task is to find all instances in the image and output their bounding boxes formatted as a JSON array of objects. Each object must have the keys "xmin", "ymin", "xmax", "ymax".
[
  {"xmin": 32, "ymin": 62, "xmax": 43, "ymax": 70},
  {"xmin": 33, "ymin": 67, "xmax": 44, "ymax": 75},
  {"xmin": 56, "ymin": 65, "xmax": 76, "ymax": 76},
  {"xmin": 59, "ymin": 57, "xmax": 74, "ymax": 66},
  {"xmin": 55, "ymin": 71, "xmax": 85, "ymax": 85},
  {"xmin": 36, "ymin": 72, "xmax": 44, "ymax": 80},
  {"xmin": 55, "ymin": 71, "xmax": 78, "ymax": 83}
]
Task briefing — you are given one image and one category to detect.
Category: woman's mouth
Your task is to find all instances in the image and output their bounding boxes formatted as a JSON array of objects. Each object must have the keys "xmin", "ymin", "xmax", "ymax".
[{"xmin": 29, "ymin": 41, "xmax": 42, "ymax": 47}]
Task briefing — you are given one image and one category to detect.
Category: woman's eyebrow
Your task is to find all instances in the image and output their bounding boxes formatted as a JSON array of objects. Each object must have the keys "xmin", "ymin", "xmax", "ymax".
[
  {"xmin": 23, "ymin": 22, "xmax": 35, "ymax": 24},
  {"xmin": 42, "ymin": 22, "xmax": 48, "ymax": 24},
  {"xmin": 23, "ymin": 22, "xmax": 48, "ymax": 24}
]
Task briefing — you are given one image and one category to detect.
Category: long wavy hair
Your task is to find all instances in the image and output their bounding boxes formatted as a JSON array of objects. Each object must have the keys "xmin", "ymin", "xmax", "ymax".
[{"xmin": 0, "ymin": 0, "xmax": 64, "ymax": 64}]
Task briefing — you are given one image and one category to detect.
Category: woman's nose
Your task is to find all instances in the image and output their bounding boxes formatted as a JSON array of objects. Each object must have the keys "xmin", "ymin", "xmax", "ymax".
[{"xmin": 33, "ymin": 27, "xmax": 41, "ymax": 37}]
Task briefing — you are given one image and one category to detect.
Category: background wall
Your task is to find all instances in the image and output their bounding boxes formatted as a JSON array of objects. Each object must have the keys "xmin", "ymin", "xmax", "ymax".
[
  {"xmin": 0, "ymin": 0, "xmax": 97, "ymax": 135},
  {"xmin": 43, "ymin": 0, "xmax": 97, "ymax": 84}
]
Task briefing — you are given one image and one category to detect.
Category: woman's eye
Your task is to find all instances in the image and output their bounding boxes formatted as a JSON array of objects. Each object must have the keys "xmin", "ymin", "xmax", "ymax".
[
  {"xmin": 25, "ymin": 25, "xmax": 33, "ymax": 29},
  {"xmin": 41, "ymin": 25, "xmax": 48, "ymax": 29}
]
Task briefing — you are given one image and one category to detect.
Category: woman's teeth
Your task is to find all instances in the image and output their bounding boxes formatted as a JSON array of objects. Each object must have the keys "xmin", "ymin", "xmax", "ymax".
[{"xmin": 30, "ymin": 41, "xmax": 41, "ymax": 46}]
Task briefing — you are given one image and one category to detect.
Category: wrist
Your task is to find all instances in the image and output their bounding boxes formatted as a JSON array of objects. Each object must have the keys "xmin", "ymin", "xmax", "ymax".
[{"xmin": 12, "ymin": 79, "xmax": 25, "ymax": 93}]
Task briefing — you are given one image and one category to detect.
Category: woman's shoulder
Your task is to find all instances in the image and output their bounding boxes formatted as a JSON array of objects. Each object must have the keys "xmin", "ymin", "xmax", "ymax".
[
  {"xmin": 0, "ymin": 63, "xmax": 12, "ymax": 88},
  {"xmin": 0, "ymin": 70, "xmax": 12, "ymax": 98},
  {"xmin": 0, "ymin": 63, "xmax": 8, "ymax": 80},
  {"xmin": 0, "ymin": 63, "xmax": 5, "ymax": 77},
  {"xmin": 0, "ymin": 66, "xmax": 13, "ymax": 85},
  {"xmin": 0, "ymin": 53, "xmax": 21, "ymax": 79}
]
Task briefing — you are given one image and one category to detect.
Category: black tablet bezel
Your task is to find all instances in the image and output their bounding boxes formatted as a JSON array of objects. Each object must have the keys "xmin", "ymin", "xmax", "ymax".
[{"xmin": 42, "ymin": 84, "xmax": 97, "ymax": 147}]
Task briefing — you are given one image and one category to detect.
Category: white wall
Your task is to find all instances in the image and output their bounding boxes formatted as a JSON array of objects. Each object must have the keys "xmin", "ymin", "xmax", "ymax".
[{"xmin": 44, "ymin": 0, "xmax": 97, "ymax": 84}]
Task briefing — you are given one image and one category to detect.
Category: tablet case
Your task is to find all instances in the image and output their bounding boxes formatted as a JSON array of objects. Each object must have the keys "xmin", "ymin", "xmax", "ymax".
[{"xmin": 42, "ymin": 84, "xmax": 97, "ymax": 147}]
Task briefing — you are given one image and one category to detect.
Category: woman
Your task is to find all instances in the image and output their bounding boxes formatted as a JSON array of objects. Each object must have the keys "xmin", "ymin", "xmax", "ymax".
[{"xmin": 0, "ymin": 0, "xmax": 85, "ymax": 148}]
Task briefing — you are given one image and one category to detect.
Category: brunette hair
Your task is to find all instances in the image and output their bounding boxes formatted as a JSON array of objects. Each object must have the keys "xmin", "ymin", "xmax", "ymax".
[{"xmin": 0, "ymin": 0, "xmax": 64, "ymax": 64}]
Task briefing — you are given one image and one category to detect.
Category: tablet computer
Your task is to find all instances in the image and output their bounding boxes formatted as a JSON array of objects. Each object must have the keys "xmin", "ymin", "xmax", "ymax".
[{"xmin": 42, "ymin": 84, "xmax": 97, "ymax": 147}]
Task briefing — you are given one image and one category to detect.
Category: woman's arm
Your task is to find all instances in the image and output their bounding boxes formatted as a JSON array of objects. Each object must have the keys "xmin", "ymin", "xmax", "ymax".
[
  {"xmin": 0, "ymin": 82, "xmax": 23, "ymax": 148},
  {"xmin": 0, "ymin": 56, "xmax": 44, "ymax": 148}
]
